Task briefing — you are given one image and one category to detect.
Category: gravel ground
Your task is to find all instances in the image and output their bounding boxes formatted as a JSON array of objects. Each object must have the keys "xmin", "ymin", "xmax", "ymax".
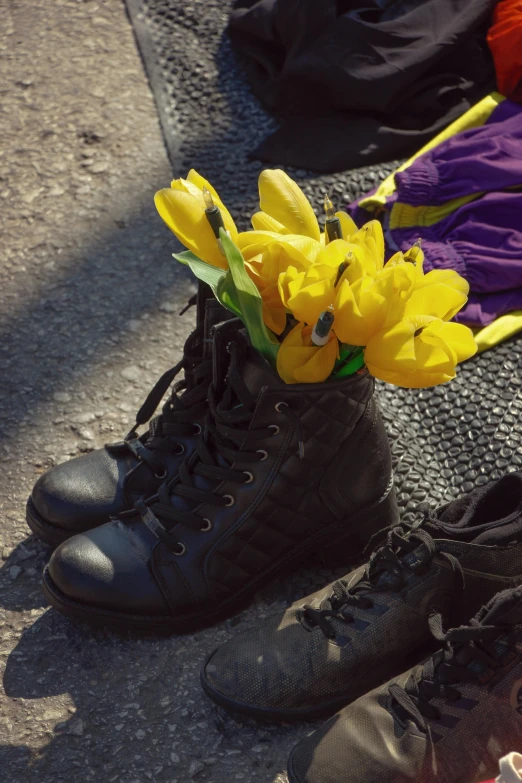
[
  {"xmin": 3, "ymin": 2, "xmax": 522, "ymax": 783},
  {"xmin": 0, "ymin": 3, "xmax": 334, "ymax": 782}
]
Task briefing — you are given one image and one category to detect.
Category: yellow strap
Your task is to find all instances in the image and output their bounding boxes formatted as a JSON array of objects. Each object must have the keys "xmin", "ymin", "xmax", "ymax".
[
  {"xmin": 473, "ymin": 311, "xmax": 522, "ymax": 353},
  {"xmin": 359, "ymin": 92, "xmax": 506, "ymax": 212}
]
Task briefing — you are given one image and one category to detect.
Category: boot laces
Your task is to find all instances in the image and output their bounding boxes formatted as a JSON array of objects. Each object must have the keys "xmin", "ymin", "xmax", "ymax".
[
  {"xmin": 118, "ymin": 318, "xmax": 211, "ymax": 476},
  {"xmin": 388, "ymin": 613, "xmax": 519, "ymax": 732},
  {"xmin": 300, "ymin": 517, "xmax": 464, "ymax": 640},
  {"xmin": 133, "ymin": 341, "xmax": 301, "ymax": 553}
]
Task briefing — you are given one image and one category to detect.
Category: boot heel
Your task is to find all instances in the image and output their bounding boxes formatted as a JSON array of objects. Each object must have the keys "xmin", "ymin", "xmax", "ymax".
[{"xmin": 319, "ymin": 485, "xmax": 399, "ymax": 567}]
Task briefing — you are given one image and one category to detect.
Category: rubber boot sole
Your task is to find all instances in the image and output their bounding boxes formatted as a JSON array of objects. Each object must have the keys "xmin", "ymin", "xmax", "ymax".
[{"xmin": 26, "ymin": 497, "xmax": 76, "ymax": 548}]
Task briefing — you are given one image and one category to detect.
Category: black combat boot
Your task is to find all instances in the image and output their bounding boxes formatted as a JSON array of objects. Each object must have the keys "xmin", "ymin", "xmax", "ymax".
[
  {"xmin": 27, "ymin": 284, "xmax": 231, "ymax": 547},
  {"xmin": 42, "ymin": 321, "xmax": 397, "ymax": 631}
]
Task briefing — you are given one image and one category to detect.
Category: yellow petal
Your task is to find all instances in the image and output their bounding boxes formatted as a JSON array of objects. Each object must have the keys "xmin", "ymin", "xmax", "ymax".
[
  {"xmin": 350, "ymin": 220, "xmax": 385, "ymax": 267},
  {"xmin": 422, "ymin": 269, "xmax": 469, "ymax": 297},
  {"xmin": 334, "ymin": 278, "xmax": 379, "ymax": 346},
  {"xmin": 364, "ymin": 320, "xmax": 419, "ymax": 372},
  {"xmin": 336, "ymin": 211, "xmax": 358, "ymax": 239},
  {"xmin": 405, "ymin": 283, "xmax": 468, "ymax": 322},
  {"xmin": 154, "ymin": 188, "xmax": 228, "ymax": 269},
  {"xmin": 185, "ymin": 169, "xmax": 238, "ymax": 242},
  {"xmin": 423, "ymin": 320, "xmax": 477, "ymax": 363},
  {"xmin": 251, "ymin": 211, "xmax": 290, "ymax": 234},
  {"xmin": 287, "ymin": 278, "xmax": 335, "ymax": 325},
  {"xmin": 238, "ymin": 231, "xmax": 281, "ymax": 250},
  {"xmin": 317, "ymin": 239, "xmax": 353, "ymax": 269},
  {"xmin": 258, "ymin": 169, "xmax": 320, "ymax": 240},
  {"xmin": 277, "ymin": 323, "xmax": 338, "ymax": 384},
  {"xmin": 278, "ymin": 265, "xmax": 302, "ymax": 308}
]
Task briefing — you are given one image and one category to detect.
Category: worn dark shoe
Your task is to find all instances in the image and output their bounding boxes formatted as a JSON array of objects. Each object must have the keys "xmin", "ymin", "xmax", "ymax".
[
  {"xmin": 27, "ymin": 285, "xmax": 230, "ymax": 547},
  {"xmin": 42, "ymin": 321, "xmax": 397, "ymax": 632},
  {"xmin": 202, "ymin": 472, "xmax": 522, "ymax": 720},
  {"xmin": 287, "ymin": 584, "xmax": 522, "ymax": 783}
]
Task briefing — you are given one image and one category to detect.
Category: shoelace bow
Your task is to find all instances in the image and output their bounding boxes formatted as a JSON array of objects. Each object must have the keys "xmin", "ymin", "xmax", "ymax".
[
  {"xmin": 122, "ymin": 318, "xmax": 212, "ymax": 477},
  {"xmin": 300, "ymin": 523, "xmax": 464, "ymax": 640},
  {"xmin": 388, "ymin": 613, "xmax": 518, "ymax": 732},
  {"xmin": 135, "ymin": 341, "xmax": 303, "ymax": 554}
]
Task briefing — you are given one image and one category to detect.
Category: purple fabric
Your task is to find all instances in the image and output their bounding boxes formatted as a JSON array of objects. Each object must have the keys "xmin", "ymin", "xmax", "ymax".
[
  {"xmin": 348, "ymin": 99, "xmax": 522, "ymax": 326},
  {"xmin": 394, "ymin": 100, "xmax": 522, "ymax": 206},
  {"xmin": 393, "ymin": 191, "xmax": 522, "ymax": 325}
]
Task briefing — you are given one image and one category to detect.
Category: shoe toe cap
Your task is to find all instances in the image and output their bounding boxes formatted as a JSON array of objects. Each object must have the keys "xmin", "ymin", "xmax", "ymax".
[
  {"xmin": 31, "ymin": 448, "xmax": 126, "ymax": 531},
  {"xmin": 47, "ymin": 520, "xmax": 169, "ymax": 616},
  {"xmin": 203, "ymin": 612, "xmax": 309, "ymax": 712}
]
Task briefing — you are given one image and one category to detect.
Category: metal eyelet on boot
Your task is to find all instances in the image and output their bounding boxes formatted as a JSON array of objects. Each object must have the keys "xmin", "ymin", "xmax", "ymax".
[
  {"xmin": 193, "ymin": 423, "xmax": 202, "ymax": 434},
  {"xmin": 275, "ymin": 401, "xmax": 288, "ymax": 412},
  {"xmin": 223, "ymin": 494, "xmax": 235, "ymax": 507},
  {"xmin": 256, "ymin": 449, "xmax": 268, "ymax": 461},
  {"xmin": 243, "ymin": 471, "xmax": 254, "ymax": 484},
  {"xmin": 201, "ymin": 518, "xmax": 213, "ymax": 532},
  {"xmin": 268, "ymin": 425, "xmax": 280, "ymax": 435},
  {"xmin": 174, "ymin": 443, "xmax": 185, "ymax": 456},
  {"xmin": 154, "ymin": 468, "xmax": 167, "ymax": 480},
  {"xmin": 173, "ymin": 543, "xmax": 186, "ymax": 556}
]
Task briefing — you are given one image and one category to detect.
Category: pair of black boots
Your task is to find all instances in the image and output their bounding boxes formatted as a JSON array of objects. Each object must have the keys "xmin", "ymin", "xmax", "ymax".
[
  {"xmin": 28, "ymin": 284, "xmax": 397, "ymax": 631},
  {"xmin": 27, "ymin": 284, "xmax": 522, "ymax": 783}
]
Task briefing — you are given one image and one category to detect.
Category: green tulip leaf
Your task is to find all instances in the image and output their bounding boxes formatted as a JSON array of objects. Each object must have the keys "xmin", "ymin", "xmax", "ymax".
[
  {"xmin": 216, "ymin": 269, "xmax": 241, "ymax": 317},
  {"xmin": 173, "ymin": 251, "xmax": 241, "ymax": 316},
  {"xmin": 173, "ymin": 251, "xmax": 226, "ymax": 292},
  {"xmin": 219, "ymin": 229, "xmax": 279, "ymax": 364}
]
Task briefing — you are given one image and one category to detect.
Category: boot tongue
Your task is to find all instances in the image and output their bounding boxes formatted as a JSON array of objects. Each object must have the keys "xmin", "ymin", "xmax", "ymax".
[
  {"xmin": 432, "ymin": 472, "xmax": 522, "ymax": 544},
  {"xmin": 478, "ymin": 586, "xmax": 522, "ymax": 627}
]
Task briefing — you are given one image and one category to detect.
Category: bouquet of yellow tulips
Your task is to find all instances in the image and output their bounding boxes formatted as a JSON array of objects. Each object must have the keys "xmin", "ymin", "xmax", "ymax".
[{"xmin": 155, "ymin": 169, "xmax": 477, "ymax": 389}]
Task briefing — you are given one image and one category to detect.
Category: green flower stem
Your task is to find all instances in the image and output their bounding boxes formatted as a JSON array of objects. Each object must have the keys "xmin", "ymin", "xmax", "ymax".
[
  {"xmin": 219, "ymin": 229, "xmax": 279, "ymax": 366},
  {"xmin": 333, "ymin": 344, "xmax": 365, "ymax": 377}
]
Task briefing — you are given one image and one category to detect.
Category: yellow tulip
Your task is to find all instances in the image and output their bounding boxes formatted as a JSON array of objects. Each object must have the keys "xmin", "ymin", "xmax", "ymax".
[
  {"xmin": 277, "ymin": 239, "xmax": 369, "ymax": 325},
  {"xmin": 258, "ymin": 170, "xmax": 321, "ymax": 241},
  {"xmin": 154, "ymin": 169, "xmax": 238, "ymax": 270},
  {"xmin": 247, "ymin": 238, "xmax": 315, "ymax": 334},
  {"xmin": 333, "ymin": 262, "xmax": 418, "ymax": 346},
  {"xmin": 279, "ymin": 248, "xmax": 416, "ymax": 347},
  {"xmin": 364, "ymin": 316, "xmax": 477, "ymax": 388},
  {"xmin": 281, "ymin": 263, "xmax": 338, "ymax": 325},
  {"xmin": 277, "ymin": 323, "xmax": 339, "ymax": 384}
]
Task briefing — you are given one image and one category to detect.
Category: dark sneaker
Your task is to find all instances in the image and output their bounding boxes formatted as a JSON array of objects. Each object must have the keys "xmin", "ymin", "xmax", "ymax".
[
  {"xmin": 202, "ymin": 472, "xmax": 522, "ymax": 720},
  {"xmin": 287, "ymin": 584, "xmax": 522, "ymax": 783},
  {"xmin": 41, "ymin": 322, "xmax": 397, "ymax": 633},
  {"xmin": 27, "ymin": 284, "xmax": 230, "ymax": 547}
]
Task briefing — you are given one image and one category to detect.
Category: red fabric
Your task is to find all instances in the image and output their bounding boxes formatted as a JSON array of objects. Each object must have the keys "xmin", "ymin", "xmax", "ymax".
[{"xmin": 487, "ymin": 0, "xmax": 522, "ymax": 101}]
